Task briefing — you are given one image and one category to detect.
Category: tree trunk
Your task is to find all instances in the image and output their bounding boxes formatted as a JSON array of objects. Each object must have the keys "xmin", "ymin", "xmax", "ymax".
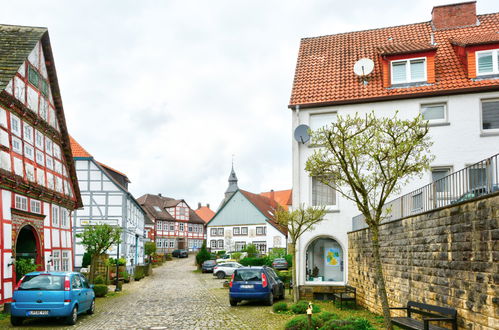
[
  {"xmin": 370, "ymin": 225, "xmax": 393, "ymax": 330},
  {"xmin": 89, "ymin": 254, "xmax": 97, "ymax": 284},
  {"xmin": 290, "ymin": 242, "xmax": 299, "ymax": 303}
]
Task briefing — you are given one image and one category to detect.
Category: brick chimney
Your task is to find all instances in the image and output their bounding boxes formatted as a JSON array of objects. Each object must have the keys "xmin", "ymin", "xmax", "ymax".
[
  {"xmin": 432, "ymin": 1, "xmax": 477, "ymax": 30},
  {"xmin": 270, "ymin": 189, "xmax": 275, "ymax": 201},
  {"xmin": 198, "ymin": 202, "xmax": 201, "ymax": 209}
]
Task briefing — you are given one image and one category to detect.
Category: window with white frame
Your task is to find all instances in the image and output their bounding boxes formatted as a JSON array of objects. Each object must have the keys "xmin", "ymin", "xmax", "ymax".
[
  {"xmin": 46, "ymin": 156, "xmax": 53, "ymax": 170},
  {"xmin": 52, "ymin": 205, "xmax": 60, "ymax": 226},
  {"xmin": 233, "ymin": 227, "xmax": 240, "ymax": 235},
  {"xmin": 217, "ymin": 239, "xmax": 224, "ymax": 248},
  {"xmin": 25, "ymin": 163, "xmax": 35, "ymax": 182},
  {"xmin": 45, "ymin": 137, "xmax": 53, "ymax": 155},
  {"xmin": 30, "ymin": 199, "xmax": 41, "ymax": 214},
  {"xmin": 53, "ymin": 143, "xmax": 61, "ymax": 159},
  {"xmin": 235, "ymin": 241, "xmax": 246, "ymax": 251},
  {"xmin": 210, "ymin": 240, "xmax": 217, "ymax": 249},
  {"xmin": 412, "ymin": 192, "xmax": 423, "ymax": 211},
  {"xmin": 11, "ymin": 136, "xmax": 22, "ymax": 154},
  {"xmin": 210, "ymin": 228, "xmax": 217, "ymax": 236},
  {"xmin": 217, "ymin": 228, "xmax": 223, "ymax": 236},
  {"xmin": 36, "ymin": 168, "xmax": 45, "ymax": 186},
  {"xmin": 188, "ymin": 240, "xmax": 194, "ymax": 248},
  {"xmin": 241, "ymin": 227, "xmax": 248, "ymax": 235},
  {"xmin": 0, "ymin": 129, "xmax": 8, "ymax": 148},
  {"xmin": 169, "ymin": 222, "xmax": 174, "ymax": 231},
  {"xmin": 421, "ymin": 103, "xmax": 447, "ymax": 123},
  {"xmin": 179, "ymin": 223, "xmax": 184, "ymax": 231},
  {"xmin": 431, "ymin": 167, "xmax": 452, "ymax": 193},
  {"xmin": 312, "ymin": 177, "xmax": 336, "ymax": 206},
  {"xmin": 62, "ymin": 251, "xmax": 70, "ymax": 271},
  {"xmin": 10, "ymin": 114, "xmax": 21, "ymax": 137},
  {"xmin": 253, "ymin": 241, "xmax": 267, "ymax": 253},
  {"xmin": 23, "ymin": 123, "xmax": 34, "ymax": 144},
  {"xmin": 156, "ymin": 240, "xmax": 162, "ymax": 248},
  {"xmin": 391, "ymin": 58, "xmax": 426, "ymax": 84},
  {"xmin": 24, "ymin": 144, "xmax": 34, "ymax": 161},
  {"xmin": 256, "ymin": 226, "xmax": 266, "ymax": 236},
  {"xmin": 188, "ymin": 224, "xmax": 192, "ymax": 232},
  {"xmin": 61, "ymin": 209, "xmax": 69, "ymax": 228},
  {"xmin": 198, "ymin": 226, "xmax": 203, "ymax": 234},
  {"xmin": 157, "ymin": 221, "xmax": 162, "ymax": 230},
  {"xmin": 15, "ymin": 195, "xmax": 28, "ymax": 211},
  {"xmin": 35, "ymin": 130, "xmax": 44, "ymax": 149},
  {"xmin": 0, "ymin": 108, "xmax": 6, "ymax": 128},
  {"xmin": 481, "ymin": 99, "xmax": 499, "ymax": 131},
  {"xmin": 35, "ymin": 150, "xmax": 44, "ymax": 165},
  {"xmin": 476, "ymin": 49, "xmax": 499, "ymax": 76},
  {"xmin": 52, "ymin": 250, "xmax": 60, "ymax": 271},
  {"xmin": 169, "ymin": 240, "xmax": 175, "ymax": 248}
]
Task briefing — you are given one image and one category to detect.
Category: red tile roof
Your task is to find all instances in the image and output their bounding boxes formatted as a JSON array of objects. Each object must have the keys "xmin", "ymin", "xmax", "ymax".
[
  {"xmin": 260, "ymin": 189, "xmax": 292, "ymax": 211},
  {"xmin": 450, "ymin": 31, "xmax": 499, "ymax": 46},
  {"xmin": 195, "ymin": 206, "xmax": 215, "ymax": 223},
  {"xmin": 69, "ymin": 135, "xmax": 92, "ymax": 158},
  {"xmin": 289, "ymin": 13, "xmax": 499, "ymax": 108},
  {"xmin": 240, "ymin": 190, "xmax": 287, "ymax": 235},
  {"xmin": 97, "ymin": 161, "xmax": 130, "ymax": 182},
  {"xmin": 377, "ymin": 42, "xmax": 437, "ymax": 56}
]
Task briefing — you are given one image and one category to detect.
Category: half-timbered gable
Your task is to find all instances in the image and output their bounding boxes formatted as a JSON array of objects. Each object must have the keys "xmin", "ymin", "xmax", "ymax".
[
  {"xmin": 70, "ymin": 137, "xmax": 148, "ymax": 272},
  {"xmin": 138, "ymin": 194, "xmax": 205, "ymax": 253},
  {"xmin": 0, "ymin": 24, "xmax": 82, "ymax": 304}
]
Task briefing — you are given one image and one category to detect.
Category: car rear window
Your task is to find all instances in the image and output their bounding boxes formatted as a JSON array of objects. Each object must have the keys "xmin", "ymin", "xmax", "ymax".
[
  {"xmin": 204, "ymin": 260, "xmax": 216, "ymax": 265},
  {"xmin": 234, "ymin": 269, "xmax": 262, "ymax": 281},
  {"xmin": 19, "ymin": 274, "xmax": 65, "ymax": 291}
]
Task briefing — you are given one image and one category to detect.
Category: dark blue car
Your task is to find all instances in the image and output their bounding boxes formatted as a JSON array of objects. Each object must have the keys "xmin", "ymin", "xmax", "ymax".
[
  {"xmin": 229, "ymin": 266, "xmax": 285, "ymax": 306},
  {"xmin": 11, "ymin": 271, "xmax": 95, "ymax": 326}
]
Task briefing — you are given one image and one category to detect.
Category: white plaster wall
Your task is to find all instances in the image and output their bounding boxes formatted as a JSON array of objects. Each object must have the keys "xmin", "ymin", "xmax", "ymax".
[{"xmin": 292, "ymin": 91, "xmax": 499, "ymax": 286}]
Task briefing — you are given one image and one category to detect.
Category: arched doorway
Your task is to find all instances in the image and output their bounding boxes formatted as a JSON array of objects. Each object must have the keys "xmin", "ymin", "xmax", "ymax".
[
  {"xmin": 15, "ymin": 225, "xmax": 42, "ymax": 281},
  {"xmin": 305, "ymin": 236, "xmax": 344, "ymax": 283}
]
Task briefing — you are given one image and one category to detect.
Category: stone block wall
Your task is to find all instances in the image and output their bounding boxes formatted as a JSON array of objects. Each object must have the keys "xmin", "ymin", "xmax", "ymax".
[{"xmin": 348, "ymin": 193, "xmax": 498, "ymax": 330}]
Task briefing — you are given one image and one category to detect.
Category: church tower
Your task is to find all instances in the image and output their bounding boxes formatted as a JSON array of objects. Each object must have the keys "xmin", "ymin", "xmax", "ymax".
[{"xmin": 219, "ymin": 164, "xmax": 239, "ymax": 209}]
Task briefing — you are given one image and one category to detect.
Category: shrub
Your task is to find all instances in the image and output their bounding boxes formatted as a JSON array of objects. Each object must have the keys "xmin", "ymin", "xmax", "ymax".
[
  {"xmin": 196, "ymin": 243, "xmax": 211, "ymax": 266},
  {"xmin": 319, "ymin": 318, "xmax": 374, "ymax": 330},
  {"xmin": 276, "ymin": 270, "xmax": 292, "ymax": 284},
  {"xmin": 244, "ymin": 244, "xmax": 258, "ymax": 257},
  {"xmin": 268, "ymin": 248, "xmax": 287, "ymax": 259},
  {"xmin": 216, "ymin": 250, "xmax": 226, "ymax": 256},
  {"xmin": 165, "ymin": 253, "xmax": 172, "ymax": 261},
  {"xmin": 15, "ymin": 258, "xmax": 37, "ymax": 279},
  {"xmin": 318, "ymin": 312, "xmax": 339, "ymax": 323},
  {"xmin": 272, "ymin": 302, "xmax": 288, "ymax": 313},
  {"xmin": 285, "ymin": 254, "xmax": 293, "ymax": 267},
  {"xmin": 285, "ymin": 315, "xmax": 323, "ymax": 330},
  {"xmin": 134, "ymin": 266, "xmax": 145, "ymax": 281},
  {"xmin": 231, "ymin": 252, "xmax": 242, "ymax": 261},
  {"xmin": 120, "ymin": 271, "xmax": 130, "ymax": 283},
  {"xmin": 93, "ymin": 275, "xmax": 105, "ymax": 285},
  {"xmin": 82, "ymin": 252, "xmax": 92, "ymax": 268},
  {"xmin": 93, "ymin": 284, "xmax": 108, "ymax": 297},
  {"xmin": 108, "ymin": 257, "xmax": 126, "ymax": 266},
  {"xmin": 290, "ymin": 301, "xmax": 321, "ymax": 314},
  {"xmin": 239, "ymin": 257, "xmax": 272, "ymax": 267}
]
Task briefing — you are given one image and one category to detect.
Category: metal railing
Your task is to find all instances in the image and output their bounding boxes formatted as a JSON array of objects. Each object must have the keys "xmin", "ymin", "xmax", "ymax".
[{"xmin": 352, "ymin": 153, "xmax": 499, "ymax": 231}]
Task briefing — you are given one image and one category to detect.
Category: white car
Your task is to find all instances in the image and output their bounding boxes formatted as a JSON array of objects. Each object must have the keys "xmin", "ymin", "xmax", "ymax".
[{"xmin": 213, "ymin": 262, "xmax": 243, "ymax": 279}]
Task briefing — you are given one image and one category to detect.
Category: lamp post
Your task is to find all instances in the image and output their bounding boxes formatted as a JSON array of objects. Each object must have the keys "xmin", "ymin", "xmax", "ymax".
[{"xmin": 115, "ymin": 241, "xmax": 121, "ymax": 292}]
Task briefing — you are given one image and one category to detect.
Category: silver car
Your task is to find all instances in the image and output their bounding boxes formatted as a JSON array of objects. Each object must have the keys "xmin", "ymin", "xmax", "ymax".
[{"xmin": 213, "ymin": 262, "xmax": 243, "ymax": 279}]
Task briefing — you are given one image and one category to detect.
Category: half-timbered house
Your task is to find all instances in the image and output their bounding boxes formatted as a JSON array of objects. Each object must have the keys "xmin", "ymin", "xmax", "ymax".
[
  {"xmin": 138, "ymin": 194, "xmax": 205, "ymax": 253},
  {"xmin": 70, "ymin": 137, "xmax": 149, "ymax": 272},
  {"xmin": 0, "ymin": 24, "xmax": 82, "ymax": 304}
]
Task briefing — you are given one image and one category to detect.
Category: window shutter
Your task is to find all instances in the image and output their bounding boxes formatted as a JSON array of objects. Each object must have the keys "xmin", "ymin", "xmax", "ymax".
[
  {"xmin": 391, "ymin": 62, "xmax": 406, "ymax": 83},
  {"xmin": 477, "ymin": 52, "xmax": 493, "ymax": 74},
  {"xmin": 410, "ymin": 59, "xmax": 425, "ymax": 81}
]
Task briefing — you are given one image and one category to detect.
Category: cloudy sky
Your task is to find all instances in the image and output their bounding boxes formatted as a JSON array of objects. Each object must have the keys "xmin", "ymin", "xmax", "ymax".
[{"xmin": 2, "ymin": 1, "xmax": 497, "ymax": 209}]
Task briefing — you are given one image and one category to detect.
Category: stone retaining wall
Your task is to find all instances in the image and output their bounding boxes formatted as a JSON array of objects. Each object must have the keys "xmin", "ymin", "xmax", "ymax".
[{"xmin": 348, "ymin": 193, "xmax": 498, "ymax": 330}]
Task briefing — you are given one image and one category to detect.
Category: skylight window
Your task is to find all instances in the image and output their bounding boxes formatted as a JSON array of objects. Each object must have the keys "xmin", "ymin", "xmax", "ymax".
[
  {"xmin": 153, "ymin": 206, "xmax": 162, "ymax": 212},
  {"xmin": 391, "ymin": 58, "xmax": 426, "ymax": 84}
]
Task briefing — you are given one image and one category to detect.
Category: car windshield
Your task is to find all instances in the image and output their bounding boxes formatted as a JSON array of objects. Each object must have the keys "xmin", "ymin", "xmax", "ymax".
[
  {"xmin": 19, "ymin": 274, "xmax": 65, "ymax": 291},
  {"xmin": 274, "ymin": 258, "xmax": 286, "ymax": 262},
  {"xmin": 204, "ymin": 260, "xmax": 216, "ymax": 265},
  {"xmin": 234, "ymin": 269, "xmax": 262, "ymax": 281}
]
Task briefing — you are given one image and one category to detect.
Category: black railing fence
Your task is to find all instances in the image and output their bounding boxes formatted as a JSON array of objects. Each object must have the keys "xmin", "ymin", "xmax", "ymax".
[{"xmin": 352, "ymin": 153, "xmax": 499, "ymax": 231}]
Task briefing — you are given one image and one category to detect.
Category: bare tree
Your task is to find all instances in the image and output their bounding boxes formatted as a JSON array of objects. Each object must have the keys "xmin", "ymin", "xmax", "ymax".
[
  {"xmin": 305, "ymin": 112, "xmax": 433, "ymax": 329},
  {"xmin": 275, "ymin": 205, "xmax": 326, "ymax": 303}
]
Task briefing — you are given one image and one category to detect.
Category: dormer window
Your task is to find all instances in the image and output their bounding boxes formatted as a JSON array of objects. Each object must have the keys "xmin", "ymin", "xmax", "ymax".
[
  {"xmin": 476, "ymin": 49, "xmax": 499, "ymax": 76},
  {"xmin": 391, "ymin": 58, "xmax": 426, "ymax": 84}
]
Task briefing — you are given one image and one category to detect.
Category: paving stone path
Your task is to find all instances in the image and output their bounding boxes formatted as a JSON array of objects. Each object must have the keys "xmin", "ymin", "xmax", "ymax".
[{"xmin": 75, "ymin": 257, "xmax": 251, "ymax": 330}]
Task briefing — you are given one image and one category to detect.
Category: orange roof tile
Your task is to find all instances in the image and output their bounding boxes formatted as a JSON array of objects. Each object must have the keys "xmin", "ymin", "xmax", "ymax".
[
  {"xmin": 195, "ymin": 206, "xmax": 215, "ymax": 223},
  {"xmin": 97, "ymin": 161, "xmax": 130, "ymax": 182},
  {"xmin": 69, "ymin": 136, "xmax": 92, "ymax": 158},
  {"xmin": 260, "ymin": 189, "xmax": 292, "ymax": 210},
  {"xmin": 240, "ymin": 190, "xmax": 287, "ymax": 235},
  {"xmin": 289, "ymin": 13, "xmax": 499, "ymax": 107},
  {"xmin": 450, "ymin": 31, "xmax": 499, "ymax": 46},
  {"xmin": 377, "ymin": 42, "xmax": 437, "ymax": 56}
]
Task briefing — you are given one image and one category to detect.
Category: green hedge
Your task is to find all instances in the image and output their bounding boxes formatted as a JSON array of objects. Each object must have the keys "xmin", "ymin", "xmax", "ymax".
[
  {"xmin": 285, "ymin": 315, "xmax": 323, "ymax": 330},
  {"xmin": 272, "ymin": 302, "xmax": 288, "ymax": 313},
  {"xmin": 276, "ymin": 270, "xmax": 292, "ymax": 283},
  {"xmin": 93, "ymin": 284, "xmax": 108, "ymax": 297},
  {"xmin": 319, "ymin": 318, "xmax": 374, "ymax": 330},
  {"xmin": 239, "ymin": 257, "xmax": 272, "ymax": 266}
]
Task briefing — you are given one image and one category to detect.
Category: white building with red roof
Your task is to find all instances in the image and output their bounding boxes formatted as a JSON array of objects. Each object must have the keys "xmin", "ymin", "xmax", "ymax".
[{"xmin": 289, "ymin": 1, "xmax": 499, "ymax": 293}]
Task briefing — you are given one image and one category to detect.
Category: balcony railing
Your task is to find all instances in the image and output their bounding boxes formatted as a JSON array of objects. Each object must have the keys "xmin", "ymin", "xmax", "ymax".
[{"xmin": 352, "ymin": 153, "xmax": 499, "ymax": 231}]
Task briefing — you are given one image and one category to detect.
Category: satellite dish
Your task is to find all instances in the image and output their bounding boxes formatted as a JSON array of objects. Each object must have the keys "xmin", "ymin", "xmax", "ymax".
[
  {"xmin": 353, "ymin": 58, "xmax": 375, "ymax": 76},
  {"xmin": 294, "ymin": 124, "xmax": 310, "ymax": 144}
]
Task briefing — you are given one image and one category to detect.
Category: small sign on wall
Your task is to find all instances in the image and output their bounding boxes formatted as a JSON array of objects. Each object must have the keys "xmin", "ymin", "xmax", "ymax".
[{"xmin": 79, "ymin": 219, "xmax": 119, "ymax": 226}]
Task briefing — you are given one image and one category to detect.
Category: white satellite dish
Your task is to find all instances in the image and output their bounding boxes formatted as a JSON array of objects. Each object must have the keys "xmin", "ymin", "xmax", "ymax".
[{"xmin": 353, "ymin": 58, "xmax": 375, "ymax": 77}]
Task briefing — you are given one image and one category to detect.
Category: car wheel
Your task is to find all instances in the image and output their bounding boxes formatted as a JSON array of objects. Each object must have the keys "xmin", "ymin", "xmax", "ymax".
[
  {"xmin": 66, "ymin": 306, "xmax": 78, "ymax": 325},
  {"xmin": 229, "ymin": 298, "xmax": 238, "ymax": 306},
  {"xmin": 10, "ymin": 316, "xmax": 23, "ymax": 326},
  {"xmin": 87, "ymin": 299, "xmax": 95, "ymax": 315},
  {"xmin": 216, "ymin": 271, "xmax": 225, "ymax": 279},
  {"xmin": 266, "ymin": 291, "xmax": 274, "ymax": 306}
]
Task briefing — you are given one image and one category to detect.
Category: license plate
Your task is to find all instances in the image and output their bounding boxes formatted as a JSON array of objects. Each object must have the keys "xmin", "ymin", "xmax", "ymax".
[
  {"xmin": 240, "ymin": 285, "xmax": 254, "ymax": 289},
  {"xmin": 29, "ymin": 310, "xmax": 49, "ymax": 316}
]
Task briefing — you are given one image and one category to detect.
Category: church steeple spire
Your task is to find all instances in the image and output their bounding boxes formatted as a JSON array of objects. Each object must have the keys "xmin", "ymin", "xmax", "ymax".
[{"xmin": 225, "ymin": 163, "xmax": 238, "ymax": 197}]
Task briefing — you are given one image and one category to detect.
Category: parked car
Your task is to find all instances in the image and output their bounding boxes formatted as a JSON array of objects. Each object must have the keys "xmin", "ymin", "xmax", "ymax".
[
  {"xmin": 451, "ymin": 184, "xmax": 499, "ymax": 204},
  {"xmin": 271, "ymin": 258, "xmax": 289, "ymax": 270},
  {"xmin": 216, "ymin": 252, "xmax": 248, "ymax": 263},
  {"xmin": 229, "ymin": 266, "xmax": 285, "ymax": 306},
  {"xmin": 172, "ymin": 249, "xmax": 188, "ymax": 258},
  {"xmin": 202, "ymin": 260, "xmax": 217, "ymax": 273},
  {"xmin": 213, "ymin": 262, "xmax": 243, "ymax": 279},
  {"xmin": 10, "ymin": 271, "xmax": 95, "ymax": 326}
]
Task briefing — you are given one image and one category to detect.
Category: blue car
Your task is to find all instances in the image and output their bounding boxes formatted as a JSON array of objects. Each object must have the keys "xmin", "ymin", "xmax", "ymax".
[
  {"xmin": 11, "ymin": 271, "xmax": 95, "ymax": 326},
  {"xmin": 229, "ymin": 266, "xmax": 285, "ymax": 306}
]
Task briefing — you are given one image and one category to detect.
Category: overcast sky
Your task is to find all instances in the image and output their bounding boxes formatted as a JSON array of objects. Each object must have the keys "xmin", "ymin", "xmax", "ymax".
[{"xmin": 2, "ymin": 1, "xmax": 497, "ymax": 210}]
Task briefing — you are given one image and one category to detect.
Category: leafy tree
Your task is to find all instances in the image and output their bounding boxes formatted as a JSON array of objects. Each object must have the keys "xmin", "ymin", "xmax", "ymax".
[
  {"xmin": 195, "ymin": 242, "xmax": 211, "ymax": 267},
  {"xmin": 82, "ymin": 251, "xmax": 92, "ymax": 268},
  {"xmin": 76, "ymin": 224, "xmax": 122, "ymax": 283},
  {"xmin": 144, "ymin": 241, "xmax": 156, "ymax": 264},
  {"xmin": 244, "ymin": 244, "xmax": 258, "ymax": 258},
  {"xmin": 15, "ymin": 258, "xmax": 37, "ymax": 279},
  {"xmin": 305, "ymin": 112, "xmax": 433, "ymax": 329},
  {"xmin": 275, "ymin": 205, "xmax": 326, "ymax": 302}
]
